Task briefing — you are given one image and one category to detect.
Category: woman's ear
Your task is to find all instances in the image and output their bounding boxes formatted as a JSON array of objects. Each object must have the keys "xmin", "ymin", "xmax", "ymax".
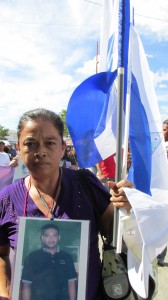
[{"xmin": 62, "ymin": 141, "xmax": 66, "ymax": 156}]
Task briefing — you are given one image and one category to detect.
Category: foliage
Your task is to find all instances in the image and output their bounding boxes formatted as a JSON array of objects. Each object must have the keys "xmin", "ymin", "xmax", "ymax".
[
  {"xmin": 0, "ymin": 125, "xmax": 9, "ymax": 139},
  {"xmin": 59, "ymin": 109, "xmax": 69, "ymax": 137}
]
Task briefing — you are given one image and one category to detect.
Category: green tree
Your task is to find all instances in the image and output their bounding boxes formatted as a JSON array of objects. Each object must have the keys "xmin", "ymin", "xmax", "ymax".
[
  {"xmin": 0, "ymin": 125, "xmax": 9, "ymax": 139},
  {"xmin": 59, "ymin": 109, "xmax": 69, "ymax": 137}
]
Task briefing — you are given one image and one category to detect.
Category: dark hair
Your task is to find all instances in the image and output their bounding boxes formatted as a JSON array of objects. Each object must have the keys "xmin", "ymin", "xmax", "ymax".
[
  {"xmin": 163, "ymin": 119, "xmax": 168, "ymax": 125},
  {"xmin": 17, "ymin": 108, "xmax": 64, "ymax": 142},
  {"xmin": 41, "ymin": 223, "xmax": 60, "ymax": 235},
  {"xmin": 3, "ymin": 146, "xmax": 10, "ymax": 153}
]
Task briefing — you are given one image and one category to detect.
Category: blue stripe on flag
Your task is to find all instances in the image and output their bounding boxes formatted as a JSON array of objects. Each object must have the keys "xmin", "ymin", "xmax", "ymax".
[{"xmin": 128, "ymin": 74, "xmax": 152, "ymax": 195}]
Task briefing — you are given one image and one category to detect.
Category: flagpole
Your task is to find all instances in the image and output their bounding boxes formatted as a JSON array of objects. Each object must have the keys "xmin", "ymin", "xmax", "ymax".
[{"xmin": 113, "ymin": 66, "xmax": 125, "ymax": 247}]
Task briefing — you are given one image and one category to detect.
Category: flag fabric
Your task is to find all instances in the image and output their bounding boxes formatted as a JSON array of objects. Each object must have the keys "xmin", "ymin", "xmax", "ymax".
[
  {"xmin": 128, "ymin": 26, "xmax": 168, "ymax": 194},
  {"xmin": 100, "ymin": 0, "xmax": 168, "ymax": 297},
  {"xmin": 122, "ymin": 25, "xmax": 168, "ymax": 298},
  {"xmin": 97, "ymin": 0, "xmax": 168, "ymax": 195},
  {"xmin": 66, "ymin": 71, "xmax": 117, "ymax": 168},
  {"xmin": 0, "ymin": 166, "xmax": 15, "ymax": 190},
  {"xmin": 66, "ymin": 0, "xmax": 130, "ymax": 168},
  {"xmin": 123, "ymin": 187, "xmax": 168, "ymax": 298}
]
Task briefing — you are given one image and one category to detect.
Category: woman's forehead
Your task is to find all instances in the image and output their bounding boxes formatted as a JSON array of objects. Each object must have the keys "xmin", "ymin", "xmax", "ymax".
[
  {"xmin": 24, "ymin": 118, "xmax": 53, "ymax": 127},
  {"xmin": 20, "ymin": 119, "xmax": 59, "ymax": 135}
]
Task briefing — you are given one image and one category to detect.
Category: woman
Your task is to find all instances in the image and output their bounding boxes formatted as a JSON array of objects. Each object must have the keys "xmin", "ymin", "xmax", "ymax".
[{"xmin": 0, "ymin": 108, "xmax": 133, "ymax": 300}]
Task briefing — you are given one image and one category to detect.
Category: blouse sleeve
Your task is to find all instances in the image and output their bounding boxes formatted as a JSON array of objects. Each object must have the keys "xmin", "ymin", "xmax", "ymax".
[{"xmin": 0, "ymin": 186, "xmax": 17, "ymax": 247}]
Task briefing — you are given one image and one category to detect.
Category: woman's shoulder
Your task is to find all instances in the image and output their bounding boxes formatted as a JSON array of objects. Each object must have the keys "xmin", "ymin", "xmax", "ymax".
[
  {"xmin": 61, "ymin": 167, "xmax": 97, "ymax": 184},
  {"xmin": 61, "ymin": 167, "xmax": 111, "ymax": 211},
  {"xmin": 0, "ymin": 179, "xmax": 25, "ymax": 229},
  {"xmin": 62, "ymin": 167, "xmax": 110, "ymax": 192}
]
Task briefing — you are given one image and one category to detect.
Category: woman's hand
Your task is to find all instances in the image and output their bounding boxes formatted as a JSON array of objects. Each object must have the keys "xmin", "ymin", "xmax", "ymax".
[{"xmin": 108, "ymin": 179, "xmax": 134, "ymax": 212}]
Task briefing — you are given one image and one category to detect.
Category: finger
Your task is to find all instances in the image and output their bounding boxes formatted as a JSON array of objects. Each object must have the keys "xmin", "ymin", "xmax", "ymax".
[
  {"xmin": 115, "ymin": 179, "xmax": 134, "ymax": 189},
  {"xmin": 111, "ymin": 197, "xmax": 131, "ymax": 209},
  {"xmin": 111, "ymin": 194, "xmax": 128, "ymax": 202},
  {"xmin": 111, "ymin": 189, "xmax": 126, "ymax": 197},
  {"xmin": 112, "ymin": 200, "xmax": 128, "ymax": 203},
  {"xmin": 113, "ymin": 201, "xmax": 132, "ymax": 211}
]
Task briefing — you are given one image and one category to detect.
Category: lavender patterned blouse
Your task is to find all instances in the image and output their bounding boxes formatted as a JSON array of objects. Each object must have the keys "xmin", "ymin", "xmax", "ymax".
[{"xmin": 0, "ymin": 168, "xmax": 111, "ymax": 300}]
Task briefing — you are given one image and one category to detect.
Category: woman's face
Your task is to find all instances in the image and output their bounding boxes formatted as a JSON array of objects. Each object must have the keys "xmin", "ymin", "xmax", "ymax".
[{"xmin": 18, "ymin": 118, "xmax": 66, "ymax": 179}]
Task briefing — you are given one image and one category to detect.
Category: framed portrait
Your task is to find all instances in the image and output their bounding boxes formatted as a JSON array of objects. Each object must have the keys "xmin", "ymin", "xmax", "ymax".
[{"xmin": 12, "ymin": 217, "xmax": 90, "ymax": 300}]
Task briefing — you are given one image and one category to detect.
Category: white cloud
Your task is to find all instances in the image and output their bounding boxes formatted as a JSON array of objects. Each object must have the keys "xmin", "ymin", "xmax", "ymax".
[
  {"xmin": 76, "ymin": 56, "xmax": 98, "ymax": 76},
  {"xmin": 0, "ymin": 0, "xmax": 168, "ymax": 128},
  {"xmin": 0, "ymin": 0, "xmax": 103, "ymax": 129},
  {"xmin": 158, "ymin": 83, "xmax": 167, "ymax": 89},
  {"xmin": 152, "ymin": 69, "xmax": 168, "ymax": 87},
  {"xmin": 133, "ymin": 0, "xmax": 168, "ymax": 40}
]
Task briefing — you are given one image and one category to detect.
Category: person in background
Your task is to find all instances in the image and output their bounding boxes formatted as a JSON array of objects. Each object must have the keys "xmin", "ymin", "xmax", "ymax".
[
  {"xmin": 127, "ymin": 142, "xmax": 132, "ymax": 173},
  {"xmin": 163, "ymin": 119, "xmax": 168, "ymax": 158},
  {"xmin": 3, "ymin": 145, "xmax": 12, "ymax": 160},
  {"xmin": 0, "ymin": 108, "xmax": 133, "ymax": 300},
  {"xmin": 96, "ymin": 143, "xmax": 132, "ymax": 188},
  {"xmin": 157, "ymin": 119, "xmax": 168, "ymax": 266},
  {"xmin": 96, "ymin": 155, "xmax": 116, "ymax": 191},
  {"xmin": 4, "ymin": 141, "xmax": 17, "ymax": 160},
  {"xmin": 20, "ymin": 223, "xmax": 76, "ymax": 300},
  {"xmin": 0, "ymin": 140, "xmax": 18, "ymax": 167},
  {"xmin": 60, "ymin": 146, "xmax": 78, "ymax": 170},
  {"xmin": 66, "ymin": 146, "xmax": 78, "ymax": 167}
]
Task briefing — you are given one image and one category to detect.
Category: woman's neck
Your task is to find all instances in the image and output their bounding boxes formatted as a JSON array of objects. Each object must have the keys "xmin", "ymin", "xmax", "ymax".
[{"xmin": 25, "ymin": 168, "xmax": 61, "ymax": 197}]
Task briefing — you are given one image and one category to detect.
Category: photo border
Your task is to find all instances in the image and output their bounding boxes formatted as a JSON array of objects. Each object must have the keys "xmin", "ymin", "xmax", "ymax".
[{"xmin": 12, "ymin": 217, "xmax": 90, "ymax": 300}]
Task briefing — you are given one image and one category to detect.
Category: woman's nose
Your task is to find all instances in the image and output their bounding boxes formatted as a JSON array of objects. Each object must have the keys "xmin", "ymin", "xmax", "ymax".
[{"xmin": 34, "ymin": 144, "xmax": 47, "ymax": 158}]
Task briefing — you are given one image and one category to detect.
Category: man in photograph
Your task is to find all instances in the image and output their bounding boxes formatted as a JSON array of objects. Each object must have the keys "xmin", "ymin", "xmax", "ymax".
[{"xmin": 20, "ymin": 223, "xmax": 77, "ymax": 300}]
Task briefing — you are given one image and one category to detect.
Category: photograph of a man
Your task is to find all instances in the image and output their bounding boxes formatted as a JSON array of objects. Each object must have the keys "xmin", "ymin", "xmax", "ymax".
[{"xmin": 20, "ymin": 223, "xmax": 77, "ymax": 300}]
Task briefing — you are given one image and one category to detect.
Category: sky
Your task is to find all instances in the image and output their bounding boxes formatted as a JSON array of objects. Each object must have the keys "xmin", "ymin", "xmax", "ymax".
[{"xmin": 0, "ymin": 0, "xmax": 168, "ymax": 130}]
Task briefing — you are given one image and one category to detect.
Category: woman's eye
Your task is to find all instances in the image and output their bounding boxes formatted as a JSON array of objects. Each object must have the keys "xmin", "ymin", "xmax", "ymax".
[
  {"xmin": 25, "ymin": 142, "xmax": 37, "ymax": 147},
  {"xmin": 46, "ymin": 141, "xmax": 55, "ymax": 146}
]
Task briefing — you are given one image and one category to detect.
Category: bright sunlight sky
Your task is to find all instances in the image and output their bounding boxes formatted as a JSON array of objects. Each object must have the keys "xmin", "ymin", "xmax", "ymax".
[{"xmin": 0, "ymin": 0, "xmax": 168, "ymax": 130}]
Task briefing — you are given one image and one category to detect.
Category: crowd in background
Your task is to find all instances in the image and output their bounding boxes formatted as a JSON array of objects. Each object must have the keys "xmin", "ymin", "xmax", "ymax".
[{"xmin": 1, "ymin": 118, "xmax": 168, "ymax": 187}]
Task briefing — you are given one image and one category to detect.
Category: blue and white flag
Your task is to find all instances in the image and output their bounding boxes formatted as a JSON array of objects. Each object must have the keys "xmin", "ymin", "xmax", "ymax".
[
  {"xmin": 123, "ymin": 25, "xmax": 168, "ymax": 298},
  {"xmin": 128, "ymin": 26, "xmax": 168, "ymax": 194},
  {"xmin": 66, "ymin": 0, "xmax": 168, "ymax": 298},
  {"xmin": 66, "ymin": 71, "xmax": 117, "ymax": 168},
  {"xmin": 66, "ymin": 0, "xmax": 130, "ymax": 168},
  {"xmin": 99, "ymin": 1, "xmax": 168, "ymax": 297}
]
